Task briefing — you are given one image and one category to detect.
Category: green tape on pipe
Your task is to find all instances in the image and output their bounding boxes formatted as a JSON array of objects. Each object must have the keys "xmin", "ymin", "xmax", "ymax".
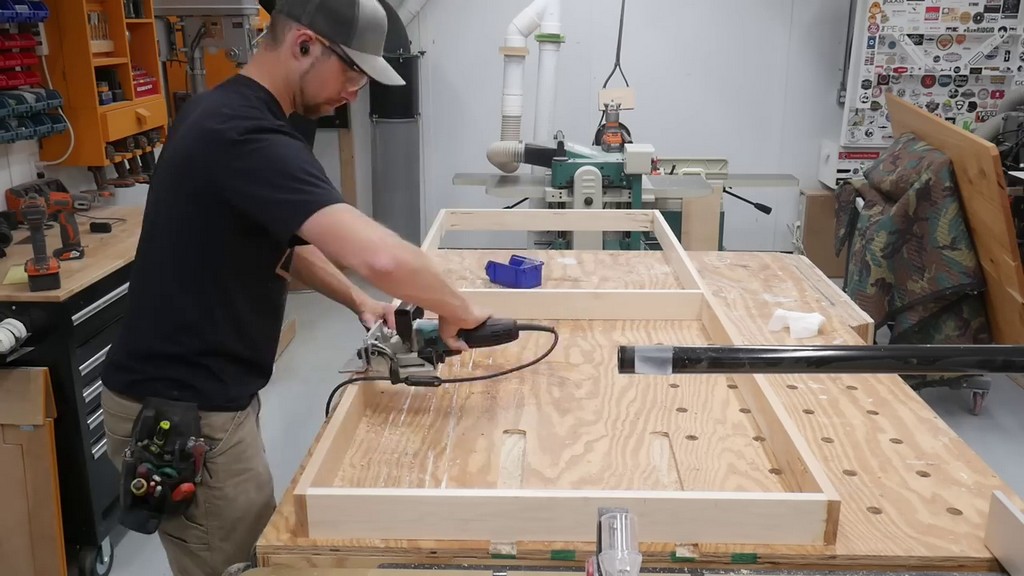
[{"xmin": 550, "ymin": 550, "xmax": 576, "ymax": 561}]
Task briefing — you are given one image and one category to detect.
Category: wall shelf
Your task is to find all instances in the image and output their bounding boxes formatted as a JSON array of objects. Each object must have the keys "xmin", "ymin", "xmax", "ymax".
[
  {"xmin": 92, "ymin": 56, "xmax": 126, "ymax": 66},
  {"xmin": 39, "ymin": 0, "xmax": 166, "ymax": 166}
]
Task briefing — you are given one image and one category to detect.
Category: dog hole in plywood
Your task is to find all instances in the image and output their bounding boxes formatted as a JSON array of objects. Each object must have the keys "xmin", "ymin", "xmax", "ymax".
[
  {"xmin": 867, "ymin": 409, "xmax": 880, "ymax": 415},
  {"xmin": 842, "ymin": 469, "xmax": 858, "ymax": 477},
  {"xmin": 916, "ymin": 470, "xmax": 931, "ymax": 478},
  {"xmin": 786, "ymin": 384, "xmax": 799, "ymax": 390},
  {"xmin": 768, "ymin": 468, "xmax": 783, "ymax": 475},
  {"xmin": 685, "ymin": 434, "xmax": 699, "ymax": 441},
  {"xmin": 752, "ymin": 435, "xmax": 766, "ymax": 443},
  {"xmin": 890, "ymin": 438, "xmax": 904, "ymax": 444},
  {"xmin": 846, "ymin": 385, "xmax": 859, "ymax": 390},
  {"xmin": 821, "ymin": 437, "xmax": 835, "ymax": 443},
  {"xmin": 649, "ymin": 432, "xmax": 684, "ymax": 490},
  {"xmin": 947, "ymin": 507, "xmax": 963, "ymax": 516},
  {"xmin": 499, "ymin": 429, "xmax": 527, "ymax": 490},
  {"xmin": 669, "ymin": 383, "xmax": 679, "ymax": 389},
  {"xmin": 867, "ymin": 506, "xmax": 883, "ymax": 515},
  {"xmin": 803, "ymin": 409, "xmax": 815, "ymax": 415},
  {"xmin": 676, "ymin": 407, "xmax": 688, "ymax": 413},
  {"xmin": 739, "ymin": 408, "xmax": 751, "ymax": 414},
  {"xmin": 727, "ymin": 383, "xmax": 738, "ymax": 389}
]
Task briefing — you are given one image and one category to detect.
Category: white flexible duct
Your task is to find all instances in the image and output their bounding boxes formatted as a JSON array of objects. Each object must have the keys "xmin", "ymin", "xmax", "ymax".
[
  {"xmin": 491, "ymin": 0, "xmax": 554, "ymax": 173},
  {"xmin": 487, "ymin": 141, "xmax": 526, "ymax": 172}
]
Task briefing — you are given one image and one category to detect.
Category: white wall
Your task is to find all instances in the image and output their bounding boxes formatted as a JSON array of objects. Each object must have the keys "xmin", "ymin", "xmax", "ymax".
[
  {"xmin": 0, "ymin": 138, "xmax": 148, "ymax": 209},
  {"xmin": 372, "ymin": 0, "xmax": 853, "ymax": 247}
]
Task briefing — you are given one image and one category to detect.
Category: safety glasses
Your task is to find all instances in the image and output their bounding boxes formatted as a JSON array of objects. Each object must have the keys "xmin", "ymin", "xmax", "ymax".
[{"xmin": 312, "ymin": 33, "xmax": 369, "ymax": 92}]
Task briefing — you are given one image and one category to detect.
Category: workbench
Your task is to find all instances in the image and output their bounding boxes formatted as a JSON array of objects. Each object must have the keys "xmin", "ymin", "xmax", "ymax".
[
  {"xmin": 0, "ymin": 205, "xmax": 141, "ymax": 574},
  {"xmin": 255, "ymin": 212, "xmax": 1024, "ymax": 573}
]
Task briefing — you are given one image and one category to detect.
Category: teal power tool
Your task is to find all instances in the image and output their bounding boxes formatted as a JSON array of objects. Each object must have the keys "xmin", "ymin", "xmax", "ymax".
[{"xmin": 325, "ymin": 302, "xmax": 558, "ymax": 417}]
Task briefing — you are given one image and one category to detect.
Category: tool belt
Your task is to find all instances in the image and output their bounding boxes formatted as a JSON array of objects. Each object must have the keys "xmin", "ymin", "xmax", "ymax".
[{"xmin": 118, "ymin": 397, "xmax": 208, "ymax": 535}]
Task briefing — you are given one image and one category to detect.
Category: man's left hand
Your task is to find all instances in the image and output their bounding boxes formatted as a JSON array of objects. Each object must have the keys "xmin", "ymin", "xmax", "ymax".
[{"xmin": 355, "ymin": 297, "xmax": 397, "ymax": 330}]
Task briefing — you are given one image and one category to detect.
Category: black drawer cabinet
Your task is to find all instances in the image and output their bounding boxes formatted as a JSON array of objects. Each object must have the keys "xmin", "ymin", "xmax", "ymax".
[{"xmin": 2, "ymin": 261, "xmax": 132, "ymax": 575}]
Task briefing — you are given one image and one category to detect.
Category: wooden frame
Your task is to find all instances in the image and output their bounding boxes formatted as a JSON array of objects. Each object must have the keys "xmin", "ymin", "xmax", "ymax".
[
  {"xmin": 985, "ymin": 491, "xmax": 1024, "ymax": 576},
  {"xmin": 293, "ymin": 209, "xmax": 841, "ymax": 547},
  {"xmin": 887, "ymin": 94, "xmax": 1024, "ymax": 343}
]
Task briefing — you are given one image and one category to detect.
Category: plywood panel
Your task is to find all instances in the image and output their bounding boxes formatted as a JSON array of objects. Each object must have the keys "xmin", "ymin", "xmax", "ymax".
[
  {"xmin": 259, "ymin": 246, "xmax": 1022, "ymax": 570},
  {"xmin": 269, "ymin": 207, "xmax": 841, "ymax": 551},
  {"xmin": 689, "ymin": 250, "xmax": 1024, "ymax": 568},
  {"xmin": 330, "ymin": 320, "xmax": 778, "ymax": 493},
  {"xmin": 887, "ymin": 94, "xmax": 1024, "ymax": 344}
]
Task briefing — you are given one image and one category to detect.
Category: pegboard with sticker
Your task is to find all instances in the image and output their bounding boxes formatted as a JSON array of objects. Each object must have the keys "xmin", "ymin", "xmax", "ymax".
[{"xmin": 842, "ymin": 0, "xmax": 1023, "ymax": 147}]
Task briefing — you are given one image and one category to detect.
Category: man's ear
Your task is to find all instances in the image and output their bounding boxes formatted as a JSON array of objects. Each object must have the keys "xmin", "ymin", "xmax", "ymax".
[{"xmin": 292, "ymin": 29, "xmax": 315, "ymax": 60}]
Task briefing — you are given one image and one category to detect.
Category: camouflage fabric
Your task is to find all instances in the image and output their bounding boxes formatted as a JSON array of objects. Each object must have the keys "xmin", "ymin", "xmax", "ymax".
[{"xmin": 834, "ymin": 132, "xmax": 992, "ymax": 345}]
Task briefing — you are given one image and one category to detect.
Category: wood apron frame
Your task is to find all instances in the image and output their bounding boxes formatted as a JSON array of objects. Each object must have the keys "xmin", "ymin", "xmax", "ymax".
[{"xmin": 290, "ymin": 208, "xmax": 842, "ymax": 548}]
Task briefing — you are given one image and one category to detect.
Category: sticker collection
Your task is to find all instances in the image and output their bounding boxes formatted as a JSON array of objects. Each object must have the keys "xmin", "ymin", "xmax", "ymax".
[{"xmin": 844, "ymin": 0, "xmax": 1023, "ymax": 146}]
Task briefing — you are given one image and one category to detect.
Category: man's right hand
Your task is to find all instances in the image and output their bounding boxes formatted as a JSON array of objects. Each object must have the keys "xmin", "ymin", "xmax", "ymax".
[{"xmin": 438, "ymin": 306, "xmax": 491, "ymax": 352}]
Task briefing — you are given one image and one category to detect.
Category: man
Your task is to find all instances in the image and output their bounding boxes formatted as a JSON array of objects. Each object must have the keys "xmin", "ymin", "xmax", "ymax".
[{"xmin": 99, "ymin": 0, "xmax": 488, "ymax": 574}]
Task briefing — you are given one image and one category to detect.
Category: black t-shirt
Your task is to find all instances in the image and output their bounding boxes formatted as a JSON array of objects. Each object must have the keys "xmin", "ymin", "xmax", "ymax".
[{"xmin": 101, "ymin": 74, "xmax": 342, "ymax": 411}]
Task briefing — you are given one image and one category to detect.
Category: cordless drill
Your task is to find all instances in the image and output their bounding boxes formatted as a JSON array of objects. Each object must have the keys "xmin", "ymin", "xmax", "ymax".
[
  {"xmin": 47, "ymin": 191, "xmax": 91, "ymax": 261},
  {"xmin": 20, "ymin": 193, "xmax": 61, "ymax": 292},
  {"xmin": 6, "ymin": 178, "xmax": 92, "ymax": 261}
]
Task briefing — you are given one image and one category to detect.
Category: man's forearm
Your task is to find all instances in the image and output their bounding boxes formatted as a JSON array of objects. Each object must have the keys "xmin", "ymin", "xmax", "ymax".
[
  {"xmin": 298, "ymin": 204, "xmax": 471, "ymax": 318},
  {"xmin": 290, "ymin": 245, "xmax": 369, "ymax": 310}
]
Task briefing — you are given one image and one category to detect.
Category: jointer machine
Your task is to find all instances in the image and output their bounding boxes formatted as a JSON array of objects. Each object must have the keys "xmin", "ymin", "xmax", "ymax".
[{"xmin": 454, "ymin": 91, "xmax": 789, "ymax": 251}]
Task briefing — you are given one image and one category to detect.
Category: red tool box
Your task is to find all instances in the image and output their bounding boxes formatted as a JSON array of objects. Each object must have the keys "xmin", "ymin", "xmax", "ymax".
[{"xmin": 132, "ymin": 65, "xmax": 158, "ymax": 98}]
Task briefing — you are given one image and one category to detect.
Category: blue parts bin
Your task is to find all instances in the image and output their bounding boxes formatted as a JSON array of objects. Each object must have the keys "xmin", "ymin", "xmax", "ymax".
[
  {"xmin": 0, "ymin": 3, "xmax": 65, "ymax": 145},
  {"xmin": 485, "ymin": 255, "xmax": 544, "ymax": 289},
  {"xmin": 0, "ymin": 0, "xmax": 49, "ymax": 23}
]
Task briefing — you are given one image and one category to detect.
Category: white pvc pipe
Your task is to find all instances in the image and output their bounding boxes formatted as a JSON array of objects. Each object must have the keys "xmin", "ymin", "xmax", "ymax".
[
  {"xmin": 539, "ymin": 0, "xmax": 560, "ymax": 35},
  {"xmin": 398, "ymin": 0, "xmax": 428, "ymax": 25},
  {"xmin": 492, "ymin": 0, "xmax": 559, "ymax": 173},
  {"xmin": 506, "ymin": 0, "xmax": 546, "ymax": 47},
  {"xmin": 533, "ymin": 44, "xmax": 559, "ymax": 144}
]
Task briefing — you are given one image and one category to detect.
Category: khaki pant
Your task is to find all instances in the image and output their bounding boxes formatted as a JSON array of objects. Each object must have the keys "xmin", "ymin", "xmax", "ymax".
[{"xmin": 102, "ymin": 388, "xmax": 276, "ymax": 576}]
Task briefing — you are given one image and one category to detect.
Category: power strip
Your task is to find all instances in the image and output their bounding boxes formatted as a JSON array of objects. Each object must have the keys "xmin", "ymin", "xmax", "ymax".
[{"xmin": 34, "ymin": 21, "xmax": 48, "ymax": 56}]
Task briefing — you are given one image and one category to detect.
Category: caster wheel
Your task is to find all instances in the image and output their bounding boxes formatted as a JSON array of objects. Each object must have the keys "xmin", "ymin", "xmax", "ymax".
[
  {"xmin": 78, "ymin": 539, "xmax": 113, "ymax": 576},
  {"xmin": 970, "ymin": 389, "xmax": 989, "ymax": 416}
]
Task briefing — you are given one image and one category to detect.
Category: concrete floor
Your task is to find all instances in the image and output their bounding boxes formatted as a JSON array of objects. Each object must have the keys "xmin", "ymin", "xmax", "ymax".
[{"xmin": 102, "ymin": 290, "xmax": 1024, "ymax": 576}]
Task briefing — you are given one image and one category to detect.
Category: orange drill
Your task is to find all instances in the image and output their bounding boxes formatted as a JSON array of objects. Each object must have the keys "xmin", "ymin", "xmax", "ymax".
[
  {"xmin": 19, "ymin": 193, "xmax": 61, "ymax": 292},
  {"xmin": 48, "ymin": 191, "xmax": 91, "ymax": 261}
]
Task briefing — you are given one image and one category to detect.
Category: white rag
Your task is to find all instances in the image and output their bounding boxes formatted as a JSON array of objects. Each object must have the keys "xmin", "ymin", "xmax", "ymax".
[{"xmin": 767, "ymin": 309, "xmax": 826, "ymax": 339}]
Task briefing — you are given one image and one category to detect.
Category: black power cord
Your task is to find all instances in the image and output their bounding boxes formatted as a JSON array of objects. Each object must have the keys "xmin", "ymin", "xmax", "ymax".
[
  {"xmin": 324, "ymin": 324, "xmax": 559, "ymax": 418},
  {"xmin": 593, "ymin": 0, "xmax": 630, "ymax": 143}
]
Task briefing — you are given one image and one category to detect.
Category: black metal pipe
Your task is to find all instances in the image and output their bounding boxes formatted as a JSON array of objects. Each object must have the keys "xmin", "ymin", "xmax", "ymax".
[{"xmin": 617, "ymin": 345, "xmax": 1024, "ymax": 375}]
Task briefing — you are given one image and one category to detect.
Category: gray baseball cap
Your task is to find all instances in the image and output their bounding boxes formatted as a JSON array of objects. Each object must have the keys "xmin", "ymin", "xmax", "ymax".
[{"xmin": 274, "ymin": 0, "xmax": 405, "ymax": 86}]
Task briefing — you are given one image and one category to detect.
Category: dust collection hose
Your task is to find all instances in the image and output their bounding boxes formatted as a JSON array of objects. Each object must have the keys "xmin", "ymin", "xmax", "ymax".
[
  {"xmin": 487, "ymin": 141, "xmax": 525, "ymax": 174},
  {"xmin": 616, "ymin": 344, "xmax": 1024, "ymax": 375}
]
